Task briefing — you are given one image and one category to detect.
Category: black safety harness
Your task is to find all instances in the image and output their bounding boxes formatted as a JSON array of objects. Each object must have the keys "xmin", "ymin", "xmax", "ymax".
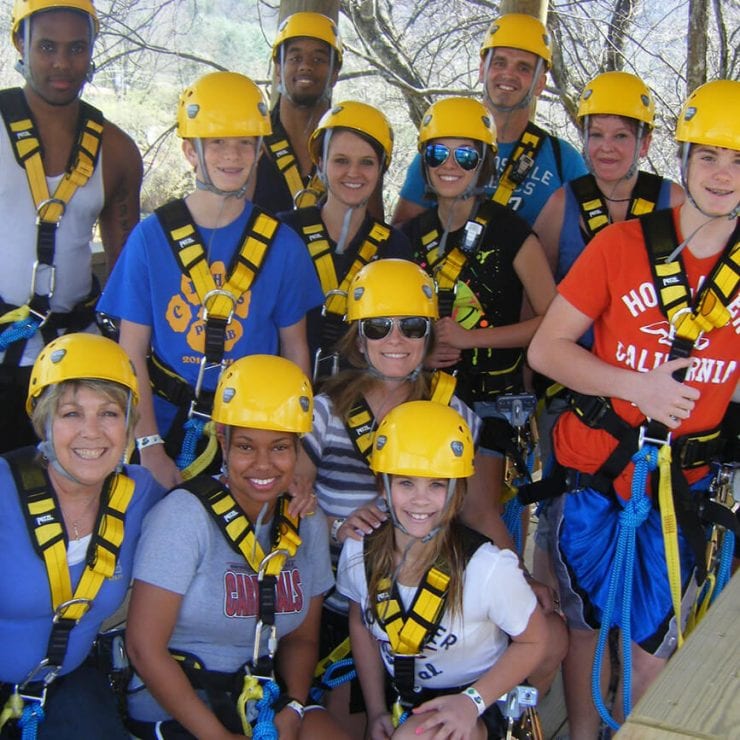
[
  {"xmin": 570, "ymin": 171, "xmax": 663, "ymax": 242},
  {"xmin": 295, "ymin": 207, "xmax": 391, "ymax": 381},
  {"xmin": 0, "ymin": 88, "xmax": 104, "ymax": 364}
]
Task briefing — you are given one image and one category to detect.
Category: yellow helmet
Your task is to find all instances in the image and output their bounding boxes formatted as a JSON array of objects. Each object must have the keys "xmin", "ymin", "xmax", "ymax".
[
  {"xmin": 346, "ymin": 259, "xmax": 438, "ymax": 322},
  {"xmin": 309, "ymin": 101, "xmax": 394, "ymax": 170},
  {"xmin": 212, "ymin": 355, "xmax": 313, "ymax": 434},
  {"xmin": 26, "ymin": 333, "xmax": 138, "ymax": 414},
  {"xmin": 479, "ymin": 13, "xmax": 552, "ymax": 68},
  {"xmin": 177, "ymin": 72, "xmax": 271, "ymax": 139},
  {"xmin": 675, "ymin": 79, "xmax": 740, "ymax": 151},
  {"xmin": 11, "ymin": 0, "xmax": 99, "ymax": 41},
  {"xmin": 577, "ymin": 72, "xmax": 655, "ymax": 128},
  {"xmin": 272, "ymin": 11, "xmax": 343, "ymax": 65},
  {"xmin": 371, "ymin": 401, "xmax": 474, "ymax": 478},
  {"xmin": 418, "ymin": 97, "xmax": 497, "ymax": 153}
]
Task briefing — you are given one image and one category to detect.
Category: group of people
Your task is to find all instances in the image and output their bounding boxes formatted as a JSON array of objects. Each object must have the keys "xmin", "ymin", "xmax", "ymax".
[{"xmin": 0, "ymin": 1, "xmax": 737, "ymax": 740}]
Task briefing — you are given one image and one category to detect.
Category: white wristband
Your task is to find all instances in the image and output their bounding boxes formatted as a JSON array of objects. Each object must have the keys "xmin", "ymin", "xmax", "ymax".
[
  {"xmin": 285, "ymin": 699, "xmax": 305, "ymax": 719},
  {"xmin": 461, "ymin": 686, "xmax": 486, "ymax": 716},
  {"xmin": 330, "ymin": 518, "xmax": 345, "ymax": 543},
  {"xmin": 136, "ymin": 434, "xmax": 164, "ymax": 451}
]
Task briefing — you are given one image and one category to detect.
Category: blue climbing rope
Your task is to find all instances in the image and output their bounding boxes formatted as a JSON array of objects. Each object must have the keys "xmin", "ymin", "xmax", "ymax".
[
  {"xmin": 713, "ymin": 531, "xmax": 735, "ymax": 600},
  {"xmin": 176, "ymin": 416, "xmax": 206, "ymax": 469},
  {"xmin": 309, "ymin": 657, "xmax": 356, "ymax": 703},
  {"xmin": 0, "ymin": 318, "xmax": 39, "ymax": 352},
  {"xmin": 18, "ymin": 702, "xmax": 44, "ymax": 740},
  {"xmin": 252, "ymin": 680, "xmax": 280, "ymax": 740},
  {"xmin": 503, "ymin": 495, "xmax": 524, "ymax": 554},
  {"xmin": 591, "ymin": 443, "xmax": 657, "ymax": 732}
]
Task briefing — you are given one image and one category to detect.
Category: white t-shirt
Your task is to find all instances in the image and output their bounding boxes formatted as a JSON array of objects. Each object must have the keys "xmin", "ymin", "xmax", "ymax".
[{"xmin": 337, "ymin": 532, "xmax": 536, "ymax": 690}]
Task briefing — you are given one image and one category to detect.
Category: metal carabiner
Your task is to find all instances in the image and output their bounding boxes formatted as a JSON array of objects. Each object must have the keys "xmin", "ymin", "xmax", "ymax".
[
  {"xmin": 320, "ymin": 289, "xmax": 348, "ymax": 318},
  {"xmin": 29, "ymin": 260, "xmax": 56, "ymax": 302}
]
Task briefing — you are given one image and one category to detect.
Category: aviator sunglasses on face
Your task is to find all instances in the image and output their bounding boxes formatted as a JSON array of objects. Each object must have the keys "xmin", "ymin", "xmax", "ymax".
[
  {"xmin": 423, "ymin": 143, "xmax": 481, "ymax": 171},
  {"xmin": 360, "ymin": 317, "xmax": 431, "ymax": 341}
]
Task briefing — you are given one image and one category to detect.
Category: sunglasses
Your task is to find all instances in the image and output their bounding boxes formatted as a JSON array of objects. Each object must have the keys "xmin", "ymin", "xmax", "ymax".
[
  {"xmin": 423, "ymin": 143, "xmax": 481, "ymax": 171},
  {"xmin": 360, "ymin": 317, "xmax": 431, "ymax": 341}
]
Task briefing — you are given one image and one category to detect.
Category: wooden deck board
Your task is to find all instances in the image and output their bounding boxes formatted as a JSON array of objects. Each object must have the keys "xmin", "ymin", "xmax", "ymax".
[{"xmin": 616, "ymin": 573, "xmax": 740, "ymax": 740}]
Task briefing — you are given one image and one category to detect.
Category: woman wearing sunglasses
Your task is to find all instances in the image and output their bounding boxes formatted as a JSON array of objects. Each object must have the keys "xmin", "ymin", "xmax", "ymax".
[
  {"xmin": 401, "ymin": 97, "xmax": 556, "ymax": 539},
  {"xmin": 294, "ymin": 259, "xmax": 559, "ymax": 734},
  {"xmin": 278, "ymin": 101, "xmax": 411, "ymax": 383}
]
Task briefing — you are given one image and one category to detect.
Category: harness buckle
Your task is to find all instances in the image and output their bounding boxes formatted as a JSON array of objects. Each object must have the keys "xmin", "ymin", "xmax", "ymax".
[
  {"xmin": 669, "ymin": 307, "xmax": 703, "ymax": 347},
  {"xmin": 201, "ymin": 289, "xmax": 237, "ymax": 324},
  {"xmin": 638, "ymin": 423, "xmax": 671, "ymax": 449},
  {"xmin": 29, "ymin": 260, "xmax": 56, "ymax": 303},
  {"xmin": 509, "ymin": 153, "xmax": 535, "ymax": 185},
  {"xmin": 53, "ymin": 597, "xmax": 94, "ymax": 622},
  {"xmin": 35, "ymin": 197, "xmax": 66, "ymax": 225}
]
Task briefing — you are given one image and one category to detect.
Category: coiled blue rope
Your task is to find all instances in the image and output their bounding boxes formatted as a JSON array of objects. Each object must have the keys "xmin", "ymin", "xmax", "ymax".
[
  {"xmin": 713, "ymin": 530, "xmax": 735, "ymax": 600},
  {"xmin": 591, "ymin": 444, "xmax": 657, "ymax": 732},
  {"xmin": 252, "ymin": 680, "xmax": 279, "ymax": 740},
  {"xmin": 18, "ymin": 702, "xmax": 44, "ymax": 740},
  {"xmin": 176, "ymin": 416, "xmax": 206, "ymax": 469},
  {"xmin": 503, "ymin": 446, "xmax": 538, "ymax": 554},
  {"xmin": 309, "ymin": 657, "xmax": 356, "ymax": 702},
  {"xmin": 0, "ymin": 318, "xmax": 39, "ymax": 352}
]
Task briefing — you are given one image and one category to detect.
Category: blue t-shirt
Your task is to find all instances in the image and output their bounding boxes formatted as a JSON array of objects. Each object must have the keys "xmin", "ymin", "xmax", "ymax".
[
  {"xmin": 399, "ymin": 134, "xmax": 587, "ymax": 227},
  {"xmin": 98, "ymin": 201, "xmax": 324, "ymax": 433},
  {"xmin": 0, "ymin": 458, "xmax": 165, "ymax": 683}
]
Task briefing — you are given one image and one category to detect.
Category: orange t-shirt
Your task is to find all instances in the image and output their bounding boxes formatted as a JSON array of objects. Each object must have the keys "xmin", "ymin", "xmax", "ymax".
[{"xmin": 554, "ymin": 210, "xmax": 739, "ymax": 499}]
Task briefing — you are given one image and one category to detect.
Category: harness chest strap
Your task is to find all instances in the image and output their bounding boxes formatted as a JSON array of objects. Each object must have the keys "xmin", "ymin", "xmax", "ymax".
[
  {"xmin": 157, "ymin": 200, "xmax": 278, "ymax": 345},
  {"xmin": 647, "ymin": 222, "xmax": 740, "ymax": 348},
  {"xmin": 420, "ymin": 204, "xmax": 494, "ymax": 313},
  {"xmin": 264, "ymin": 127, "xmax": 325, "ymax": 208},
  {"xmin": 299, "ymin": 209, "xmax": 390, "ymax": 317},
  {"xmin": 490, "ymin": 122, "xmax": 548, "ymax": 207},
  {"xmin": 185, "ymin": 476, "xmax": 301, "ymax": 575},
  {"xmin": 570, "ymin": 171, "xmax": 663, "ymax": 241},
  {"xmin": 7, "ymin": 448, "xmax": 134, "ymax": 678},
  {"xmin": 344, "ymin": 372, "xmax": 457, "ymax": 465},
  {"xmin": 0, "ymin": 88, "xmax": 103, "ymax": 322}
]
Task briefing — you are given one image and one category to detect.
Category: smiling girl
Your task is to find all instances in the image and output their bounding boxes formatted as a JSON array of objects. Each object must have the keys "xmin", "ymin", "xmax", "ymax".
[
  {"xmin": 338, "ymin": 401, "xmax": 548, "ymax": 739},
  {"xmin": 278, "ymin": 101, "xmax": 411, "ymax": 383}
]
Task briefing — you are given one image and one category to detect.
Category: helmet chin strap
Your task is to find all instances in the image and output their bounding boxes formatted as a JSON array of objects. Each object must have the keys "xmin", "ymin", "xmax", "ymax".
[
  {"xmin": 483, "ymin": 50, "xmax": 544, "ymax": 114},
  {"xmin": 194, "ymin": 137, "xmax": 261, "ymax": 199},
  {"xmin": 382, "ymin": 473, "xmax": 456, "ymax": 543}
]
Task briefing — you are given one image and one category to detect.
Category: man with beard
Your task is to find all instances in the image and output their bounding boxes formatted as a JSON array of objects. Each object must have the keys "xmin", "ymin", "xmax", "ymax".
[
  {"xmin": 0, "ymin": 0, "xmax": 142, "ymax": 453},
  {"xmin": 252, "ymin": 12, "xmax": 342, "ymax": 214},
  {"xmin": 392, "ymin": 13, "xmax": 586, "ymax": 227}
]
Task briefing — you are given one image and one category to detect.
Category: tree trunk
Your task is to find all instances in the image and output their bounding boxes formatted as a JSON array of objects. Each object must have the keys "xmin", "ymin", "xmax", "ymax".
[
  {"xmin": 278, "ymin": 0, "xmax": 339, "ymax": 23},
  {"xmin": 686, "ymin": 0, "xmax": 708, "ymax": 93}
]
